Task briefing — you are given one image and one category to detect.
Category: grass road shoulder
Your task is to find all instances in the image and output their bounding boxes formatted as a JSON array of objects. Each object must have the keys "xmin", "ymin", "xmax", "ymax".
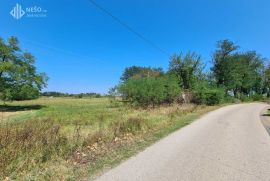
[{"xmin": 0, "ymin": 97, "xmax": 224, "ymax": 180}]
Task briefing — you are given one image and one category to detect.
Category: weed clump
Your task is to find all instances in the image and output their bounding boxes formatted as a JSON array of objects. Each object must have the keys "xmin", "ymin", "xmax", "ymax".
[
  {"xmin": 0, "ymin": 119, "xmax": 72, "ymax": 179},
  {"xmin": 112, "ymin": 117, "xmax": 144, "ymax": 136}
]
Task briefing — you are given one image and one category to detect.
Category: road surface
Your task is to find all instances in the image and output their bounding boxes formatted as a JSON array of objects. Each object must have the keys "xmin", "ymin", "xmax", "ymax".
[{"xmin": 96, "ymin": 103, "xmax": 270, "ymax": 181}]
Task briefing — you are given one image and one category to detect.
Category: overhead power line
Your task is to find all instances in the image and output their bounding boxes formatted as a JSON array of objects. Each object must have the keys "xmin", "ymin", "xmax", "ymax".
[
  {"xmin": 87, "ymin": 0, "xmax": 170, "ymax": 57},
  {"xmin": 0, "ymin": 31, "xmax": 106, "ymax": 64},
  {"xmin": 22, "ymin": 38, "xmax": 106, "ymax": 64}
]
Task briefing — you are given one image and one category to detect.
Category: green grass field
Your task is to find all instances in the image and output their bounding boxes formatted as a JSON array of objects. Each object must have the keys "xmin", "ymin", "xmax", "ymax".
[{"xmin": 0, "ymin": 97, "xmax": 220, "ymax": 180}]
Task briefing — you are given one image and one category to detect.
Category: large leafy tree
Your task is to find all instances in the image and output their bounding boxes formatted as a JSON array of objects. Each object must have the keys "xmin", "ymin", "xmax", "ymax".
[
  {"xmin": 169, "ymin": 52, "xmax": 203, "ymax": 90},
  {"xmin": 212, "ymin": 40, "xmax": 265, "ymax": 97},
  {"xmin": 236, "ymin": 51, "xmax": 264, "ymax": 94},
  {"xmin": 212, "ymin": 39, "xmax": 239, "ymax": 87},
  {"xmin": 263, "ymin": 64, "xmax": 270, "ymax": 97},
  {"xmin": 120, "ymin": 66, "xmax": 163, "ymax": 82},
  {"xmin": 0, "ymin": 36, "xmax": 48, "ymax": 101}
]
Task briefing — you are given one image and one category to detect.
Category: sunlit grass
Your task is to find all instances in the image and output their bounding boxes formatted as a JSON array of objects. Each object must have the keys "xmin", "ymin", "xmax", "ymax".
[{"xmin": 0, "ymin": 97, "xmax": 220, "ymax": 180}]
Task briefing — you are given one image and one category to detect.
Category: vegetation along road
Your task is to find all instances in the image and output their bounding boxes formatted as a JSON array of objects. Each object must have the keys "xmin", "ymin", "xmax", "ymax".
[{"xmin": 96, "ymin": 103, "xmax": 270, "ymax": 181}]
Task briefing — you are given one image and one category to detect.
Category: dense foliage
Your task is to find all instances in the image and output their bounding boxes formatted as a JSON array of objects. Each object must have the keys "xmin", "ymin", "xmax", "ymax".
[
  {"xmin": 1, "ymin": 36, "xmax": 269, "ymax": 104},
  {"xmin": 212, "ymin": 40, "xmax": 265, "ymax": 97},
  {"xmin": 192, "ymin": 81, "xmax": 225, "ymax": 105},
  {"xmin": 120, "ymin": 66, "xmax": 163, "ymax": 82},
  {"xmin": 263, "ymin": 64, "xmax": 270, "ymax": 97},
  {"xmin": 0, "ymin": 36, "xmax": 47, "ymax": 101},
  {"xmin": 116, "ymin": 40, "xmax": 269, "ymax": 106},
  {"xmin": 118, "ymin": 74, "xmax": 180, "ymax": 106},
  {"xmin": 169, "ymin": 52, "xmax": 203, "ymax": 89}
]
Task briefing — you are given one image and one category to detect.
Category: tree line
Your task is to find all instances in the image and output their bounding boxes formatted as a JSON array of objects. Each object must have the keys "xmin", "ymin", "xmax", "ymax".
[
  {"xmin": 0, "ymin": 36, "xmax": 269, "ymax": 104},
  {"xmin": 41, "ymin": 92, "xmax": 102, "ymax": 98},
  {"xmin": 113, "ymin": 40, "xmax": 270, "ymax": 106}
]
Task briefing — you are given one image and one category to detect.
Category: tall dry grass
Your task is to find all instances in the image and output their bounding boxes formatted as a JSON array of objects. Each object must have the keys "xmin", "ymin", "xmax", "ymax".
[
  {"xmin": 0, "ymin": 119, "xmax": 74, "ymax": 178},
  {"xmin": 0, "ymin": 98, "xmax": 212, "ymax": 180}
]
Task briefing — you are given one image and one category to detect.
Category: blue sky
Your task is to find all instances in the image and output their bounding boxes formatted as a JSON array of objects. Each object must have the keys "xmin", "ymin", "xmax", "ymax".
[{"xmin": 1, "ymin": 0, "xmax": 270, "ymax": 94}]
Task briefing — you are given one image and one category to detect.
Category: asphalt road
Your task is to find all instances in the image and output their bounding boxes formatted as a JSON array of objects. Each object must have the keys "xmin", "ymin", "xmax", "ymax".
[{"xmin": 96, "ymin": 103, "xmax": 270, "ymax": 181}]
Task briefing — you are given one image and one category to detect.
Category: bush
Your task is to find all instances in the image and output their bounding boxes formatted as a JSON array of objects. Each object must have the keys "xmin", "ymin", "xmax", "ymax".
[
  {"xmin": 251, "ymin": 94, "xmax": 263, "ymax": 101},
  {"xmin": 192, "ymin": 82, "xmax": 225, "ymax": 105},
  {"xmin": 223, "ymin": 95, "xmax": 241, "ymax": 103},
  {"xmin": 118, "ymin": 75, "xmax": 180, "ymax": 107},
  {"xmin": 205, "ymin": 89, "xmax": 224, "ymax": 105},
  {"xmin": 239, "ymin": 93, "xmax": 250, "ymax": 102},
  {"xmin": 75, "ymin": 94, "xmax": 83, "ymax": 98}
]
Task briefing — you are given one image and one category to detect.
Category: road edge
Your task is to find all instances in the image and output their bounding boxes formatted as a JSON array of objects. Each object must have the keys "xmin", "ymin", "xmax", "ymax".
[{"xmin": 261, "ymin": 104, "xmax": 270, "ymax": 135}]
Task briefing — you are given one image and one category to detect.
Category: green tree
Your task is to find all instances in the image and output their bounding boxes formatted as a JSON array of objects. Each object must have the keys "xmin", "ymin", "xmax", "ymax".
[
  {"xmin": 212, "ymin": 39, "xmax": 239, "ymax": 87},
  {"xmin": 212, "ymin": 40, "xmax": 264, "ymax": 98},
  {"xmin": 169, "ymin": 52, "xmax": 203, "ymax": 90},
  {"xmin": 263, "ymin": 64, "xmax": 270, "ymax": 97},
  {"xmin": 235, "ymin": 51, "xmax": 264, "ymax": 95},
  {"xmin": 0, "ymin": 36, "xmax": 48, "ymax": 101},
  {"xmin": 118, "ymin": 75, "xmax": 180, "ymax": 107},
  {"xmin": 120, "ymin": 66, "xmax": 163, "ymax": 82}
]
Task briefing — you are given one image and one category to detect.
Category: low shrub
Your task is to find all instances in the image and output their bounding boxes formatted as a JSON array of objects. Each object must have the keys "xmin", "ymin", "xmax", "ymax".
[
  {"xmin": 118, "ymin": 74, "xmax": 180, "ymax": 107},
  {"xmin": 251, "ymin": 93, "xmax": 263, "ymax": 101},
  {"xmin": 193, "ymin": 87, "xmax": 225, "ymax": 105},
  {"xmin": 205, "ymin": 89, "xmax": 224, "ymax": 105},
  {"xmin": 239, "ymin": 93, "xmax": 250, "ymax": 102},
  {"xmin": 223, "ymin": 95, "xmax": 241, "ymax": 103}
]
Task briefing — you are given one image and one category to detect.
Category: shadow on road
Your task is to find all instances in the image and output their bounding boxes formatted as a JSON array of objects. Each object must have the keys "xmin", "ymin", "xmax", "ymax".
[{"xmin": 261, "ymin": 108, "xmax": 270, "ymax": 117}]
